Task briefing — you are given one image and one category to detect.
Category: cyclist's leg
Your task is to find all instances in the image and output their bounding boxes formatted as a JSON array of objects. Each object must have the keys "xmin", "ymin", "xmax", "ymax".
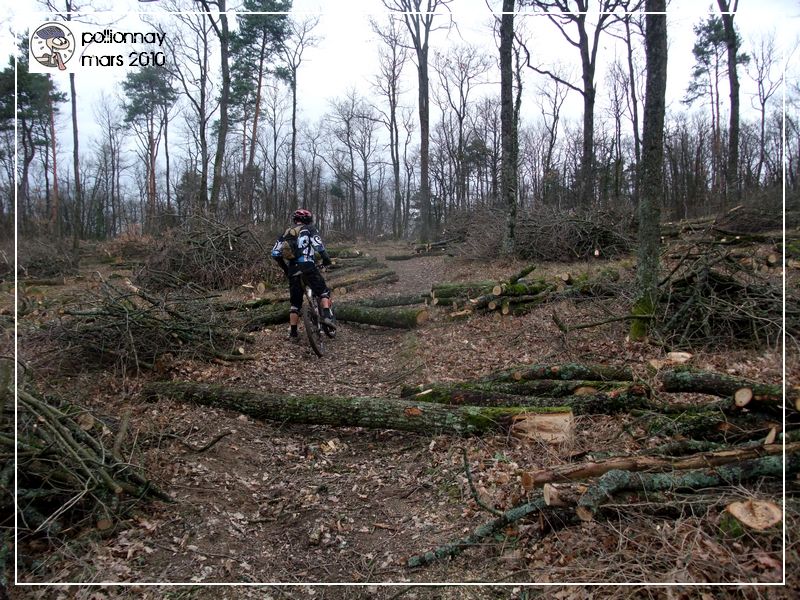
[
  {"xmin": 288, "ymin": 269, "xmax": 304, "ymax": 337},
  {"xmin": 307, "ymin": 270, "xmax": 335, "ymax": 328}
]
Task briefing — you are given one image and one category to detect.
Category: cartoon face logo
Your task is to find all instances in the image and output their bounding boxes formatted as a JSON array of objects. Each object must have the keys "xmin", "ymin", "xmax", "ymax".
[{"xmin": 30, "ymin": 22, "xmax": 76, "ymax": 71}]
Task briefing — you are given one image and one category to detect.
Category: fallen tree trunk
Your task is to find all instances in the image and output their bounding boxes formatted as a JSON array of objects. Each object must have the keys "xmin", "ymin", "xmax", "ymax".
[
  {"xmin": 576, "ymin": 449, "xmax": 799, "ymax": 521},
  {"xmin": 239, "ymin": 302, "xmax": 290, "ymax": 330},
  {"xmin": 524, "ymin": 441, "xmax": 798, "ymax": 487},
  {"xmin": 334, "ymin": 304, "xmax": 429, "ymax": 329},
  {"xmin": 405, "ymin": 387, "xmax": 651, "ymax": 415},
  {"xmin": 478, "ymin": 363, "xmax": 635, "ymax": 384},
  {"xmin": 659, "ymin": 367, "xmax": 795, "ymax": 411},
  {"xmin": 430, "ymin": 281, "xmax": 497, "ymax": 300},
  {"xmin": 143, "ymin": 381, "xmax": 571, "ymax": 436},
  {"xmin": 339, "ymin": 294, "xmax": 428, "ymax": 309}
]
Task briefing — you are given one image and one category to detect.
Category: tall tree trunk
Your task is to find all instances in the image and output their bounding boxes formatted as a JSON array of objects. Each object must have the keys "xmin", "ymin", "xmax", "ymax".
[
  {"xmin": 203, "ymin": 0, "xmax": 230, "ymax": 216},
  {"xmin": 418, "ymin": 48, "xmax": 431, "ymax": 242},
  {"xmin": 717, "ymin": 0, "xmax": 740, "ymax": 202},
  {"xmin": 630, "ymin": 0, "xmax": 667, "ymax": 340},
  {"xmin": 48, "ymin": 86, "xmax": 60, "ymax": 237},
  {"xmin": 164, "ymin": 105, "xmax": 171, "ymax": 216},
  {"xmin": 290, "ymin": 69, "xmax": 298, "ymax": 206},
  {"xmin": 70, "ymin": 73, "xmax": 81, "ymax": 249},
  {"xmin": 500, "ymin": 0, "xmax": 516, "ymax": 252}
]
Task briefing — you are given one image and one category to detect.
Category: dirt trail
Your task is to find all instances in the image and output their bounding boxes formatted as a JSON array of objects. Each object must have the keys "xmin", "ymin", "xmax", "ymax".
[{"xmin": 12, "ymin": 244, "xmax": 794, "ymax": 597}]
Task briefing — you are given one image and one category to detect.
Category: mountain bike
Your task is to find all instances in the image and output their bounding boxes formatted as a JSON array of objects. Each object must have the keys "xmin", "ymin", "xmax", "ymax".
[{"xmin": 300, "ymin": 272, "xmax": 335, "ymax": 358}]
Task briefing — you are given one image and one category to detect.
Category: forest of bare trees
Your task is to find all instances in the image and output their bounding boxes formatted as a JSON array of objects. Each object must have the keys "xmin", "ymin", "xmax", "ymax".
[{"xmin": 1, "ymin": 1, "xmax": 795, "ymax": 245}]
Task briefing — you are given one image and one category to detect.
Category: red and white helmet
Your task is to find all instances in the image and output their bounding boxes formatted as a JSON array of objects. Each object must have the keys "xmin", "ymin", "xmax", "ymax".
[{"xmin": 292, "ymin": 208, "xmax": 313, "ymax": 224}]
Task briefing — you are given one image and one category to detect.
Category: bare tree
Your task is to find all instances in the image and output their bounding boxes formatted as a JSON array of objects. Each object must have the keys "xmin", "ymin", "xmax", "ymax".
[
  {"xmin": 371, "ymin": 15, "xmax": 410, "ymax": 239},
  {"xmin": 746, "ymin": 32, "xmax": 781, "ymax": 186},
  {"xmin": 433, "ymin": 43, "xmax": 491, "ymax": 210},
  {"xmin": 197, "ymin": 0, "xmax": 231, "ymax": 216},
  {"xmin": 164, "ymin": 6, "xmax": 216, "ymax": 215},
  {"xmin": 382, "ymin": 0, "xmax": 452, "ymax": 242},
  {"xmin": 280, "ymin": 16, "xmax": 321, "ymax": 207},
  {"xmin": 519, "ymin": 0, "xmax": 628, "ymax": 209}
]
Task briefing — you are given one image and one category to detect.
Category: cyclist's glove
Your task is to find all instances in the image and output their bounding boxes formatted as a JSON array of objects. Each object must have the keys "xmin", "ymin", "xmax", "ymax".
[{"xmin": 320, "ymin": 251, "xmax": 333, "ymax": 267}]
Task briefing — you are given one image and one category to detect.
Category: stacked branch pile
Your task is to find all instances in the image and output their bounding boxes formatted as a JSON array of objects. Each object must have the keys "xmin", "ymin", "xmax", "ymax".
[
  {"xmin": 37, "ymin": 280, "xmax": 251, "ymax": 372},
  {"xmin": 134, "ymin": 218, "xmax": 280, "ymax": 292},
  {"xmin": 654, "ymin": 239, "xmax": 792, "ymax": 348},
  {"xmin": 2, "ymin": 360, "xmax": 168, "ymax": 551},
  {"xmin": 431, "ymin": 264, "xmax": 622, "ymax": 318}
]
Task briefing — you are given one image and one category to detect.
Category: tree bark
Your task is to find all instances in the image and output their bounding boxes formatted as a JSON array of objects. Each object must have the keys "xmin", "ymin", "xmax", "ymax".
[
  {"xmin": 143, "ymin": 381, "xmax": 569, "ymax": 436},
  {"xmin": 500, "ymin": 0, "xmax": 516, "ymax": 252},
  {"xmin": 401, "ymin": 384, "xmax": 651, "ymax": 414},
  {"xmin": 576, "ymin": 450, "xmax": 798, "ymax": 521},
  {"xmin": 631, "ymin": 0, "xmax": 667, "ymax": 340},
  {"xmin": 659, "ymin": 367, "xmax": 794, "ymax": 411},
  {"xmin": 479, "ymin": 362, "xmax": 634, "ymax": 384},
  {"xmin": 717, "ymin": 0, "xmax": 740, "ymax": 202},
  {"xmin": 334, "ymin": 304, "xmax": 429, "ymax": 329},
  {"xmin": 525, "ymin": 441, "xmax": 798, "ymax": 487}
]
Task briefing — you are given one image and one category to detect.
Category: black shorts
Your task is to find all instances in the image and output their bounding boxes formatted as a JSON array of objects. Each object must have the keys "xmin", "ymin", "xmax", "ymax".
[{"xmin": 289, "ymin": 262, "xmax": 330, "ymax": 310}]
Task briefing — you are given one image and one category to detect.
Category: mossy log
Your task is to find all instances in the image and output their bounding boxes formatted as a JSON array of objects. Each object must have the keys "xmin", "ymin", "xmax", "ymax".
[
  {"xmin": 340, "ymin": 294, "xmax": 428, "ymax": 308},
  {"xmin": 576, "ymin": 449, "xmax": 799, "ymax": 521},
  {"xmin": 400, "ymin": 380, "xmax": 650, "ymax": 410},
  {"xmin": 639, "ymin": 407, "xmax": 779, "ymax": 440},
  {"xmin": 524, "ymin": 441, "xmax": 798, "ymax": 487},
  {"xmin": 409, "ymin": 388, "xmax": 651, "ymax": 414},
  {"xmin": 143, "ymin": 381, "xmax": 571, "ymax": 436},
  {"xmin": 478, "ymin": 363, "xmax": 634, "ymax": 384},
  {"xmin": 659, "ymin": 366, "xmax": 795, "ymax": 411},
  {"xmin": 430, "ymin": 281, "xmax": 497, "ymax": 299},
  {"xmin": 239, "ymin": 302, "xmax": 291, "ymax": 330},
  {"xmin": 335, "ymin": 304, "xmax": 429, "ymax": 329}
]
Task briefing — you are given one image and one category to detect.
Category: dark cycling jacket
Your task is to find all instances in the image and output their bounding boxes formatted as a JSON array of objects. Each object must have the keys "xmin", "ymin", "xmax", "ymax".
[{"xmin": 271, "ymin": 225, "xmax": 331, "ymax": 265}]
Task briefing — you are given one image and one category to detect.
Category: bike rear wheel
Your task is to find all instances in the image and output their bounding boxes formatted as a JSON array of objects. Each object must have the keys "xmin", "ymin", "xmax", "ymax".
[{"xmin": 302, "ymin": 301, "xmax": 324, "ymax": 357}]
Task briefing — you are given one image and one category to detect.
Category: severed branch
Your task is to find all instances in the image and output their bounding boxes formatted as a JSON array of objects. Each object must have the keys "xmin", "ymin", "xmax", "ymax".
[{"xmin": 524, "ymin": 441, "xmax": 798, "ymax": 487}]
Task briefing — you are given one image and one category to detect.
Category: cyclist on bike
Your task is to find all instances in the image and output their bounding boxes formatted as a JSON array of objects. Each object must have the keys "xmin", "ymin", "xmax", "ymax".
[{"xmin": 271, "ymin": 208, "xmax": 335, "ymax": 340}]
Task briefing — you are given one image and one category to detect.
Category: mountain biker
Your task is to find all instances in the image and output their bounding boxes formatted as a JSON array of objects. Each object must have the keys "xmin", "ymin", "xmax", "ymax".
[{"xmin": 271, "ymin": 209, "xmax": 336, "ymax": 340}]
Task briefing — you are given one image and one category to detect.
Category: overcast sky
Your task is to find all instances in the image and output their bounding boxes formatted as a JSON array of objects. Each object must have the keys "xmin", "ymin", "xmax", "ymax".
[{"xmin": 3, "ymin": 0, "xmax": 799, "ymax": 161}]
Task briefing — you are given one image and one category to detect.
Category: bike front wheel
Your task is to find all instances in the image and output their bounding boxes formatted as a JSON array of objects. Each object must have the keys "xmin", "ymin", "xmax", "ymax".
[{"xmin": 302, "ymin": 302, "xmax": 324, "ymax": 357}]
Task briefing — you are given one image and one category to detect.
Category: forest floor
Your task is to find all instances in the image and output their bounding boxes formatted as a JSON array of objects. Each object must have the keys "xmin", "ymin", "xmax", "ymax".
[{"xmin": 6, "ymin": 239, "xmax": 799, "ymax": 600}]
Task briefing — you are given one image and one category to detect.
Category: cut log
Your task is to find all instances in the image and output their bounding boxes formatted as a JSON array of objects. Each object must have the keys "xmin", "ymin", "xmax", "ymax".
[
  {"xmin": 524, "ymin": 441, "xmax": 799, "ymax": 487},
  {"xmin": 334, "ymin": 304, "xmax": 429, "ymax": 329},
  {"xmin": 339, "ymin": 294, "xmax": 428, "ymax": 309},
  {"xmin": 734, "ymin": 387, "xmax": 753, "ymax": 407},
  {"xmin": 575, "ymin": 450, "xmax": 799, "ymax": 522},
  {"xmin": 511, "ymin": 412, "xmax": 573, "ymax": 444},
  {"xmin": 431, "ymin": 281, "xmax": 497, "ymax": 299},
  {"xmin": 385, "ymin": 253, "xmax": 422, "ymax": 261},
  {"xmin": 543, "ymin": 483, "xmax": 585, "ymax": 507},
  {"xmin": 400, "ymin": 381, "xmax": 650, "ymax": 413},
  {"xmin": 143, "ymin": 381, "xmax": 571, "ymax": 437},
  {"xmin": 478, "ymin": 363, "xmax": 634, "ymax": 384},
  {"xmin": 659, "ymin": 366, "xmax": 792, "ymax": 411}
]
